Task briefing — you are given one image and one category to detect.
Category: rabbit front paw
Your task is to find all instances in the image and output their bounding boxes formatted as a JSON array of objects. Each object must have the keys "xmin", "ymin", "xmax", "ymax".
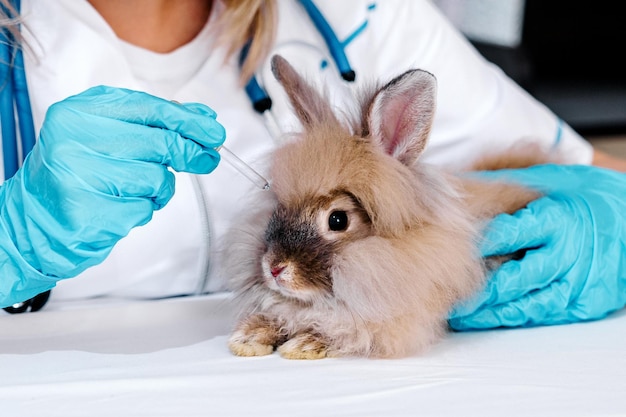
[
  {"xmin": 228, "ymin": 315, "xmax": 281, "ymax": 357},
  {"xmin": 277, "ymin": 332, "xmax": 330, "ymax": 360},
  {"xmin": 228, "ymin": 333, "xmax": 274, "ymax": 356}
]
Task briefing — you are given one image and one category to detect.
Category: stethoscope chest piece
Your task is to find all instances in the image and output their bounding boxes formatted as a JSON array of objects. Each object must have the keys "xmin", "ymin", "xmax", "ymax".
[{"xmin": 3, "ymin": 290, "xmax": 51, "ymax": 314}]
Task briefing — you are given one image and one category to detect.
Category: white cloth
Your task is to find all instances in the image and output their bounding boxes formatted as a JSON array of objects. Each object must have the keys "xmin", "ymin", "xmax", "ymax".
[
  {"xmin": 1, "ymin": 294, "xmax": 625, "ymax": 416},
  {"xmin": 12, "ymin": 0, "xmax": 593, "ymax": 303}
]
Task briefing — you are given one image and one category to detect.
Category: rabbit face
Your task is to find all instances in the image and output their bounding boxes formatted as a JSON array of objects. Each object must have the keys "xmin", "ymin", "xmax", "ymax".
[{"xmin": 261, "ymin": 191, "xmax": 372, "ymax": 302}]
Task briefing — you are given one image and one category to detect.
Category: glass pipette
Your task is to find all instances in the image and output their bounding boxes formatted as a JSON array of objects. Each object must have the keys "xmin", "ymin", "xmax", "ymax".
[
  {"xmin": 217, "ymin": 145, "xmax": 271, "ymax": 190},
  {"xmin": 168, "ymin": 100, "xmax": 269, "ymax": 190}
]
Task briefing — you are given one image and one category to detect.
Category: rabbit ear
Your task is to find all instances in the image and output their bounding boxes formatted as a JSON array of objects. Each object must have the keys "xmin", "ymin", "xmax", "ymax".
[
  {"xmin": 271, "ymin": 54, "xmax": 339, "ymax": 128},
  {"xmin": 366, "ymin": 70, "xmax": 437, "ymax": 166}
]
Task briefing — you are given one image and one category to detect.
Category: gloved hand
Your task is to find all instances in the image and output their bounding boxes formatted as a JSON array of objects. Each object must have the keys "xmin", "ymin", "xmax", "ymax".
[
  {"xmin": 0, "ymin": 86, "xmax": 225, "ymax": 307},
  {"xmin": 449, "ymin": 164, "xmax": 626, "ymax": 330}
]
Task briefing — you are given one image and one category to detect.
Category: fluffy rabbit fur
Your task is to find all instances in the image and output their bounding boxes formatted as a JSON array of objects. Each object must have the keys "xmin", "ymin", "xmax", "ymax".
[{"xmin": 225, "ymin": 55, "xmax": 545, "ymax": 359}]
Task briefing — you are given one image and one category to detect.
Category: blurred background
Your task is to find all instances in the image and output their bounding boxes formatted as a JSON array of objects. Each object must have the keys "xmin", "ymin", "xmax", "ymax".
[{"xmin": 433, "ymin": 0, "xmax": 626, "ymax": 158}]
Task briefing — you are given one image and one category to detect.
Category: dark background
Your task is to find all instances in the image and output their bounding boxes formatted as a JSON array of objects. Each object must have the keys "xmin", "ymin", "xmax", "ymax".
[{"xmin": 472, "ymin": 0, "xmax": 626, "ymax": 136}]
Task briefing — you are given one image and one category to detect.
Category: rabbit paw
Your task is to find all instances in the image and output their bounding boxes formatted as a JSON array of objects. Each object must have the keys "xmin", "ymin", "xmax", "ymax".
[
  {"xmin": 228, "ymin": 315, "xmax": 280, "ymax": 357},
  {"xmin": 278, "ymin": 333, "xmax": 330, "ymax": 360},
  {"xmin": 228, "ymin": 336, "xmax": 274, "ymax": 357}
]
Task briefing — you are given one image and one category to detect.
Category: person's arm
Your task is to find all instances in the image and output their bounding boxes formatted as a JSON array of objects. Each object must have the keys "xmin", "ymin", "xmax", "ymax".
[
  {"xmin": 449, "ymin": 164, "xmax": 626, "ymax": 329},
  {"xmin": 0, "ymin": 86, "xmax": 225, "ymax": 307},
  {"xmin": 342, "ymin": 0, "xmax": 592, "ymax": 168},
  {"xmin": 592, "ymin": 148, "xmax": 626, "ymax": 172}
]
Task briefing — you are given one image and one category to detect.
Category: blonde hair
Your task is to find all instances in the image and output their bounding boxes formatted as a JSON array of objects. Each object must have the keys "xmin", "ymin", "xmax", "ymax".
[
  {"xmin": 0, "ymin": 0, "xmax": 24, "ymax": 62},
  {"xmin": 216, "ymin": 0, "xmax": 277, "ymax": 84}
]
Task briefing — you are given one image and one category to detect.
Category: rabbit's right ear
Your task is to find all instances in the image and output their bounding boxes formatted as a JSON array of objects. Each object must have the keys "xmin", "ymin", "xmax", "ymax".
[
  {"xmin": 365, "ymin": 70, "xmax": 437, "ymax": 166},
  {"xmin": 271, "ymin": 54, "xmax": 339, "ymax": 129}
]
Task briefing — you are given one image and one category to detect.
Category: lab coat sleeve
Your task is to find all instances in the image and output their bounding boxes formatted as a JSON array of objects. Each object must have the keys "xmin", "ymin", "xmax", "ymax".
[{"xmin": 323, "ymin": 0, "xmax": 594, "ymax": 167}]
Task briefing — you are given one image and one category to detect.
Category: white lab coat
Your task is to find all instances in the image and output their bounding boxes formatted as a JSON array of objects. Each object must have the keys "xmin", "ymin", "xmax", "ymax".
[{"xmin": 12, "ymin": 0, "xmax": 591, "ymax": 303}]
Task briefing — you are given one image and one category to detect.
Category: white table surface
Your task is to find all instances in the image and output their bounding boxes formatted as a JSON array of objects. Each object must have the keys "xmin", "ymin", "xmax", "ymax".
[{"xmin": 1, "ymin": 293, "xmax": 625, "ymax": 417}]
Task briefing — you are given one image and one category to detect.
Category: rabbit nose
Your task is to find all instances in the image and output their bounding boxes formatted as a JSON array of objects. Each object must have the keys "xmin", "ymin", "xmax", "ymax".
[{"xmin": 270, "ymin": 265, "xmax": 286, "ymax": 278}]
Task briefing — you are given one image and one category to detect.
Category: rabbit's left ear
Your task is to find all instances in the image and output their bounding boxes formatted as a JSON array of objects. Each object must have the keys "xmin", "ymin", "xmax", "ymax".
[
  {"xmin": 365, "ymin": 70, "xmax": 437, "ymax": 166},
  {"xmin": 271, "ymin": 54, "xmax": 340, "ymax": 129}
]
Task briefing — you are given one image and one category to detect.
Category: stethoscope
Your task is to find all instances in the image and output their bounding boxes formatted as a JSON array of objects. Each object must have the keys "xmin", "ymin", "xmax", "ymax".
[
  {"xmin": 242, "ymin": 0, "xmax": 356, "ymax": 115},
  {"xmin": 1, "ymin": 0, "xmax": 36, "ymax": 181},
  {"xmin": 0, "ymin": 0, "xmax": 357, "ymax": 313}
]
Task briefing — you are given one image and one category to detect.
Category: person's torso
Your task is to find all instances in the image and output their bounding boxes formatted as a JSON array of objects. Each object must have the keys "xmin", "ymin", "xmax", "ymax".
[{"xmin": 15, "ymin": 0, "xmax": 592, "ymax": 303}]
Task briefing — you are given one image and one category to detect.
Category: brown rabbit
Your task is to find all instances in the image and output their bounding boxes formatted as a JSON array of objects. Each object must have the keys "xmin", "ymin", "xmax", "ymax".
[{"xmin": 225, "ymin": 55, "xmax": 545, "ymax": 359}]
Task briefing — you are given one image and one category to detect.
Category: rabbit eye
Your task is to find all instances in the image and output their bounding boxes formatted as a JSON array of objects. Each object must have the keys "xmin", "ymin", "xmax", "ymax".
[{"xmin": 328, "ymin": 210, "xmax": 348, "ymax": 231}]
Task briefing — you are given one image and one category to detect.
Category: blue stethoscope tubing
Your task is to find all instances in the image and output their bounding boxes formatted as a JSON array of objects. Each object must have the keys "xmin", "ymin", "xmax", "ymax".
[
  {"xmin": 1, "ymin": 0, "xmax": 36, "ymax": 180},
  {"xmin": 241, "ymin": 0, "xmax": 355, "ymax": 114},
  {"xmin": 1, "ymin": 0, "xmax": 353, "ymax": 180}
]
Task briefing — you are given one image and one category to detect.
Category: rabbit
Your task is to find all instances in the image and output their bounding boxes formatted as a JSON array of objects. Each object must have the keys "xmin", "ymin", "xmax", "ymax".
[{"xmin": 225, "ymin": 55, "xmax": 547, "ymax": 360}]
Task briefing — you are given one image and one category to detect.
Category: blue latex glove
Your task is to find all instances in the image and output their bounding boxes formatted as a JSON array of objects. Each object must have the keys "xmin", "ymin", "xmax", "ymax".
[
  {"xmin": 449, "ymin": 164, "xmax": 626, "ymax": 330},
  {"xmin": 0, "ymin": 86, "xmax": 225, "ymax": 308}
]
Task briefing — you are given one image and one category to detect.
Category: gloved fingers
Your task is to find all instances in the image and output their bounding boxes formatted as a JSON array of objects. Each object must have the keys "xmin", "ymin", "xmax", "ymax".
[
  {"xmin": 70, "ymin": 193, "xmax": 161, "ymax": 238},
  {"xmin": 179, "ymin": 101, "xmax": 218, "ymax": 118},
  {"xmin": 52, "ymin": 154, "xmax": 177, "ymax": 209},
  {"xmin": 26, "ymin": 149, "xmax": 176, "ymax": 224},
  {"xmin": 158, "ymin": 128, "xmax": 222, "ymax": 174},
  {"xmin": 12, "ymin": 173, "xmax": 163, "ymax": 278},
  {"xmin": 56, "ymin": 86, "xmax": 226, "ymax": 149},
  {"xmin": 93, "ymin": 159, "xmax": 177, "ymax": 209},
  {"xmin": 450, "ymin": 246, "xmax": 566, "ymax": 319},
  {"xmin": 38, "ymin": 194, "xmax": 161, "ymax": 277},
  {"xmin": 488, "ymin": 248, "xmax": 565, "ymax": 301},
  {"xmin": 38, "ymin": 116, "xmax": 222, "ymax": 175},
  {"xmin": 480, "ymin": 196, "xmax": 563, "ymax": 257},
  {"xmin": 449, "ymin": 279, "xmax": 572, "ymax": 330}
]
